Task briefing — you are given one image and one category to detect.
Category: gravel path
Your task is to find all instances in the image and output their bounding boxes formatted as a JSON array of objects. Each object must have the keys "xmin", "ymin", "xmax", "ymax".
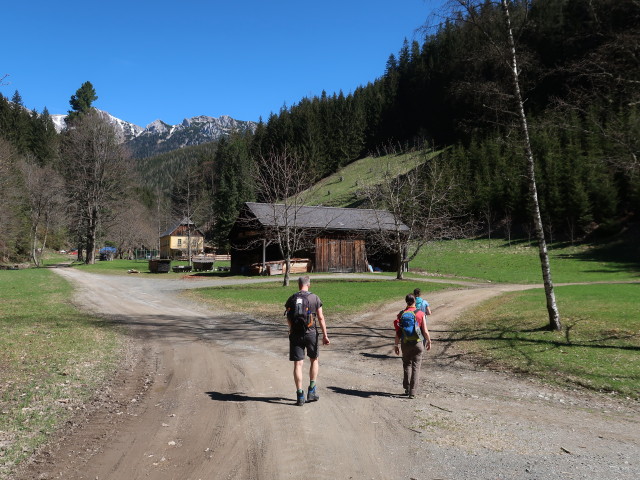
[{"xmin": 14, "ymin": 269, "xmax": 639, "ymax": 480}]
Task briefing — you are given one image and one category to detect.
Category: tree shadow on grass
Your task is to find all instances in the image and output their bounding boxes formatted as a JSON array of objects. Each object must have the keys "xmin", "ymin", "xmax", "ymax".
[
  {"xmin": 439, "ymin": 326, "xmax": 640, "ymax": 352},
  {"xmin": 205, "ymin": 391, "xmax": 290, "ymax": 405},
  {"xmin": 490, "ymin": 233, "xmax": 640, "ymax": 277},
  {"xmin": 553, "ymin": 233, "xmax": 640, "ymax": 276}
]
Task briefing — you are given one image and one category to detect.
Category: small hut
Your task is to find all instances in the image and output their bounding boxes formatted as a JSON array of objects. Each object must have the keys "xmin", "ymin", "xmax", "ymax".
[{"xmin": 229, "ymin": 202, "xmax": 408, "ymax": 274}]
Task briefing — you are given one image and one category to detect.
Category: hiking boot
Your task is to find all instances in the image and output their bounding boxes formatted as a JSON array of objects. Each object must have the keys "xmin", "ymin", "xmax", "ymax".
[
  {"xmin": 408, "ymin": 394, "xmax": 416, "ymax": 399},
  {"xmin": 296, "ymin": 390, "xmax": 305, "ymax": 406},
  {"xmin": 404, "ymin": 388, "xmax": 409, "ymax": 396},
  {"xmin": 307, "ymin": 386, "xmax": 319, "ymax": 402}
]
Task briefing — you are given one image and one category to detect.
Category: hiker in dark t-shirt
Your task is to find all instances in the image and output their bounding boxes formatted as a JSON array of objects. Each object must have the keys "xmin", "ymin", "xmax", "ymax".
[{"xmin": 285, "ymin": 275, "xmax": 330, "ymax": 406}]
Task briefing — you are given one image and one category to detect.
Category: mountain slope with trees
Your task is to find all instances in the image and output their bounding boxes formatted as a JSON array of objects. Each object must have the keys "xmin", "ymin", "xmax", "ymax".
[{"xmin": 203, "ymin": 0, "xmax": 638, "ymax": 251}]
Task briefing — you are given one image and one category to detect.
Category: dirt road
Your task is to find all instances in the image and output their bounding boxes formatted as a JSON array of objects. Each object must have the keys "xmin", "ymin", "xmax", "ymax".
[{"xmin": 16, "ymin": 269, "xmax": 639, "ymax": 479}]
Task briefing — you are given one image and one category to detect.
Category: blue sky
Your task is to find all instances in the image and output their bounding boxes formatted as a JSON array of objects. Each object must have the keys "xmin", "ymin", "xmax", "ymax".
[{"xmin": 4, "ymin": 1, "xmax": 445, "ymax": 127}]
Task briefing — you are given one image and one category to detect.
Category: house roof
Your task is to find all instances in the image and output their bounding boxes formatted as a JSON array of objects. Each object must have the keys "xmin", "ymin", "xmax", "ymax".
[
  {"xmin": 243, "ymin": 202, "xmax": 409, "ymax": 232},
  {"xmin": 160, "ymin": 217, "xmax": 205, "ymax": 238}
]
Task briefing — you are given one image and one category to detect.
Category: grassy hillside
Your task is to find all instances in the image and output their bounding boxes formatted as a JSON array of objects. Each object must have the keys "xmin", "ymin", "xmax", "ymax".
[{"xmin": 302, "ymin": 149, "xmax": 440, "ymax": 207}]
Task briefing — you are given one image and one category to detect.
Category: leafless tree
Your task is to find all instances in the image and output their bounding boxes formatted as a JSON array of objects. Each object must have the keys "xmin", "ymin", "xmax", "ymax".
[
  {"xmin": 251, "ymin": 147, "xmax": 319, "ymax": 286},
  {"xmin": 361, "ymin": 150, "xmax": 469, "ymax": 280},
  {"xmin": 169, "ymin": 163, "xmax": 210, "ymax": 264},
  {"xmin": 60, "ymin": 110, "xmax": 132, "ymax": 264},
  {"xmin": 19, "ymin": 159, "xmax": 66, "ymax": 266},
  {"xmin": 104, "ymin": 199, "xmax": 157, "ymax": 259},
  {"xmin": 502, "ymin": 211, "xmax": 513, "ymax": 246},
  {"xmin": 443, "ymin": 0, "xmax": 562, "ymax": 330}
]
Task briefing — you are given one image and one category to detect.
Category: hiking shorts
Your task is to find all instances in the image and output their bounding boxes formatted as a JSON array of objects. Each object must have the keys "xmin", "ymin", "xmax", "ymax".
[{"xmin": 289, "ymin": 330, "xmax": 319, "ymax": 361}]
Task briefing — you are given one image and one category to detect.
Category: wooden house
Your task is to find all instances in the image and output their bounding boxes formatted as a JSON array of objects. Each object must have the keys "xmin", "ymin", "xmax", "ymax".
[
  {"xmin": 159, "ymin": 217, "xmax": 205, "ymax": 259},
  {"xmin": 229, "ymin": 202, "xmax": 408, "ymax": 274}
]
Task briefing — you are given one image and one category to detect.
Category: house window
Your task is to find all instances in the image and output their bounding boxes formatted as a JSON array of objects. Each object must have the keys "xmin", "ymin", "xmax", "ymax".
[{"xmin": 177, "ymin": 239, "xmax": 182, "ymax": 246}]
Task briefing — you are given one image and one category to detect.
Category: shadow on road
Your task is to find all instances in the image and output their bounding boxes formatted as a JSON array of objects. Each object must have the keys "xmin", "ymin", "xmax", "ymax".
[
  {"xmin": 205, "ymin": 391, "xmax": 290, "ymax": 405},
  {"xmin": 360, "ymin": 352, "xmax": 395, "ymax": 360},
  {"xmin": 327, "ymin": 386, "xmax": 398, "ymax": 398}
]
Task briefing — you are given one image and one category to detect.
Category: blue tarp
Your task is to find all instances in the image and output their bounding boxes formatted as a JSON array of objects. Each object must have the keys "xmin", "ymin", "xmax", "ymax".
[{"xmin": 99, "ymin": 247, "xmax": 117, "ymax": 253}]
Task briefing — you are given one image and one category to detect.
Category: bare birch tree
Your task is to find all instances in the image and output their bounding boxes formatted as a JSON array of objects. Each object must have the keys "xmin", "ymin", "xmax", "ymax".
[
  {"xmin": 169, "ymin": 164, "xmax": 206, "ymax": 264},
  {"xmin": 445, "ymin": 0, "xmax": 561, "ymax": 330},
  {"xmin": 361, "ymin": 150, "xmax": 468, "ymax": 280}
]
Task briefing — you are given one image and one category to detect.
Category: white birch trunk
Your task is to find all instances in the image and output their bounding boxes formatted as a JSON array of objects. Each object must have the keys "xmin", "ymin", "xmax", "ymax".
[{"xmin": 502, "ymin": 0, "xmax": 561, "ymax": 330}]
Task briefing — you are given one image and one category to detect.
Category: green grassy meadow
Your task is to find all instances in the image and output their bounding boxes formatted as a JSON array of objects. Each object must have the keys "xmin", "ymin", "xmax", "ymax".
[
  {"xmin": 71, "ymin": 258, "xmax": 232, "ymax": 276},
  {"xmin": 409, "ymin": 238, "xmax": 640, "ymax": 284},
  {"xmin": 0, "ymin": 268, "xmax": 122, "ymax": 477},
  {"xmin": 183, "ymin": 278, "xmax": 455, "ymax": 321},
  {"xmin": 449, "ymin": 283, "xmax": 640, "ymax": 397}
]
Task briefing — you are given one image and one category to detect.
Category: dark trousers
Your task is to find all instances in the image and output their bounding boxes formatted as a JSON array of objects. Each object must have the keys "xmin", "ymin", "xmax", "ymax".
[{"xmin": 401, "ymin": 341, "xmax": 424, "ymax": 396}]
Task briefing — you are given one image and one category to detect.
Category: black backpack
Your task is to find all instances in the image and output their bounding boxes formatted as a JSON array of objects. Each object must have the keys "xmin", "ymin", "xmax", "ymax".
[{"xmin": 288, "ymin": 291, "xmax": 314, "ymax": 334}]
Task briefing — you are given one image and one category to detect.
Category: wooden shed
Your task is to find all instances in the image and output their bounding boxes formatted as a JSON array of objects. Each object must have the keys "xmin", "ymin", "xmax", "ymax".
[{"xmin": 229, "ymin": 202, "xmax": 408, "ymax": 275}]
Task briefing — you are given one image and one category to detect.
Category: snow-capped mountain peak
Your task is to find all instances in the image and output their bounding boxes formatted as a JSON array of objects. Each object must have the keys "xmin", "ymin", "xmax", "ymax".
[
  {"xmin": 50, "ymin": 109, "xmax": 144, "ymax": 143},
  {"xmin": 50, "ymin": 110, "xmax": 256, "ymax": 158}
]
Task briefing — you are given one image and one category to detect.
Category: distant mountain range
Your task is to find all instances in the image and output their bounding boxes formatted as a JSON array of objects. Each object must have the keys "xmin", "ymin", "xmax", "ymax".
[{"xmin": 51, "ymin": 110, "xmax": 257, "ymax": 158}]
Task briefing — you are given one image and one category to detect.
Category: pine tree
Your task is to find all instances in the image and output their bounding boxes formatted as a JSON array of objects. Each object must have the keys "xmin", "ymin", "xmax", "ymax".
[
  {"xmin": 29, "ymin": 107, "xmax": 58, "ymax": 165},
  {"xmin": 67, "ymin": 81, "xmax": 98, "ymax": 122},
  {"xmin": 213, "ymin": 135, "xmax": 256, "ymax": 250},
  {"xmin": 9, "ymin": 90, "xmax": 30, "ymax": 154}
]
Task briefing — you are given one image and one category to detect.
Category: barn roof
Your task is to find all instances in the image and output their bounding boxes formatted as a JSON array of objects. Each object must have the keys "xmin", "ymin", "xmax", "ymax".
[
  {"xmin": 243, "ymin": 202, "xmax": 409, "ymax": 232},
  {"xmin": 160, "ymin": 217, "xmax": 205, "ymax": 238}
]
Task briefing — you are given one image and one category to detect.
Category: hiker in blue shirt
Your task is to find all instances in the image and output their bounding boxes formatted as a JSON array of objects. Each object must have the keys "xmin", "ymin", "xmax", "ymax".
[{"xmin": 413, "ymin": 288, "xmax": 432, "ymax": 323}]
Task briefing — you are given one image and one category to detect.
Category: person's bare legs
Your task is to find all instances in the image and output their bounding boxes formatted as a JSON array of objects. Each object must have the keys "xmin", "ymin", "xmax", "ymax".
[
  {"xmin": 294, "ymin": 360, "xmax": 304, "ymax": 390},
  {"xmin": 306, "ymin": 357, "xmax": 320, "ymax": 402},
  {"xmin": 309, "ymin": 357, "xmax": 319, "ymax": 383}
]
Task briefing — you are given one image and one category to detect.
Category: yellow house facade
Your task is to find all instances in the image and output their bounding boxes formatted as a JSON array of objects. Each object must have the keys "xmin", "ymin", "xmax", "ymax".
[{"xmin": 159, "ymin": 217, "xmax": 205, "ymax": 259}]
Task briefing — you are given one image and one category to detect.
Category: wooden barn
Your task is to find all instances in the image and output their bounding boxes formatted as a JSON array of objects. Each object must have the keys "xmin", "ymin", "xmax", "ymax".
[
  {"xmin": 229, "ymin": 202, "xmax": 408, "ymax": 275},
  {"xmin": 159, "ymin": 217, "xmax": 205, "ymax": 259}
]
